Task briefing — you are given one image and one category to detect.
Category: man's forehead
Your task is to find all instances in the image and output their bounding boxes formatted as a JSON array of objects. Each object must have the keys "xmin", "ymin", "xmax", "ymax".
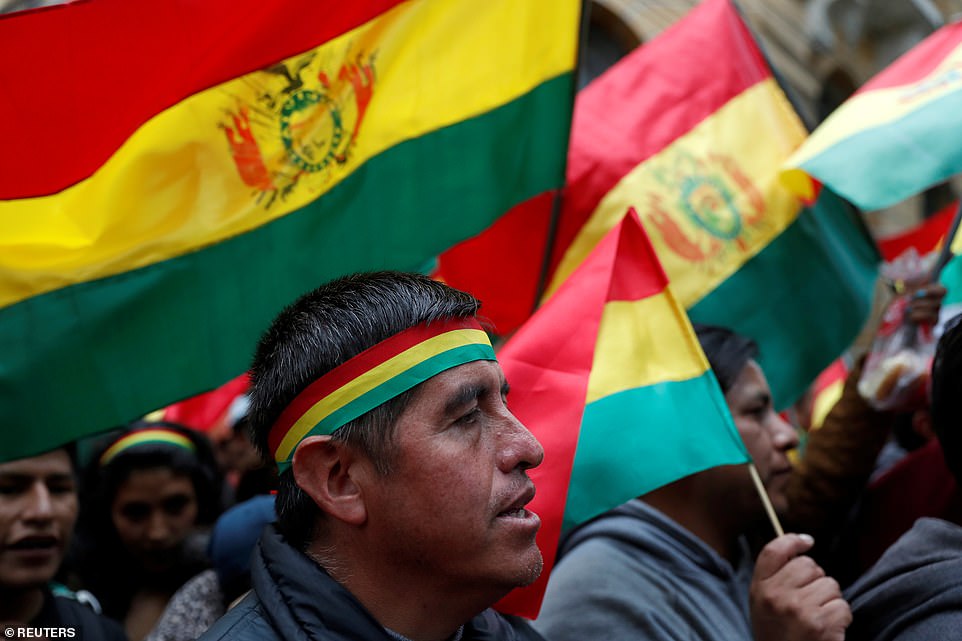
[
  {"xmin": 0, "ymin": 449, "xmax": 73, "ymax": 477},
  {"xmin": 410, "ymin": 359, "xmax": 505, "ymax": 401},
  {"xmin": 430, "ymin": 359, "xmax": 504, "ymax": 387}
]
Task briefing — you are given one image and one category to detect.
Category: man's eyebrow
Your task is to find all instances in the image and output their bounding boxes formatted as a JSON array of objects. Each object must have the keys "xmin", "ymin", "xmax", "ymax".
[
  {"xmin": 746, "ymin": 389, "xmax": 772, "ymax": 406},
  {"xmin": 444, "ymin": 383, "xmax": 487, "ymax": 415}
]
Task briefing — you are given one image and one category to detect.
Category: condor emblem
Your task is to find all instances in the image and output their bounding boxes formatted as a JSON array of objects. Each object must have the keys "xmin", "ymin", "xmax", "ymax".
[{"xmin": 220, "ymin": 51, "xmax": 376, "ymax": 208}]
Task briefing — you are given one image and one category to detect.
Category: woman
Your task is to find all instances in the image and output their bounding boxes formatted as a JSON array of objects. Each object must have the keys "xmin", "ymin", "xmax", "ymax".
[{"xmin": 71, "ymin": 422, "xmax": 224, "ymax": 641}]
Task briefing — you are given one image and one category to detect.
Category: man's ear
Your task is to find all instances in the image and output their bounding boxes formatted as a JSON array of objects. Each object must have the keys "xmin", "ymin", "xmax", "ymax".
[{"xmin": 292, "ymin": 435, "xmax": 367, "ymax": 526}]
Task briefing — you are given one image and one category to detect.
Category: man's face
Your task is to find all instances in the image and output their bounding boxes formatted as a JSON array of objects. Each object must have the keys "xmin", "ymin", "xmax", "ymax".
[
  {"xmin": 724, "ymin": 360, "xmax": 798, "ymax": 514},
  {"xmin": 359, "ymin": 359, "xmax": 544, "ymax": 599},
  {"xmin": 0, "ymin": 449, "xmax": 77, "ymax": 588}
]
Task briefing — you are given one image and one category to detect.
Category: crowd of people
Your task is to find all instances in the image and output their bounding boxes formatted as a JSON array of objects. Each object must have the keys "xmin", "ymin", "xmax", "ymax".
[{"xmin": 2, "ymin": 270, "xmax": 960, "ymax": 641}]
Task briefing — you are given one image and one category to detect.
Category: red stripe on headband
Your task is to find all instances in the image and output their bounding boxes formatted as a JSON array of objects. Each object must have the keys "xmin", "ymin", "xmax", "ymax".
[{"xmin": 267, "ymin": 317, "xmax": 484, "ymax": 455}]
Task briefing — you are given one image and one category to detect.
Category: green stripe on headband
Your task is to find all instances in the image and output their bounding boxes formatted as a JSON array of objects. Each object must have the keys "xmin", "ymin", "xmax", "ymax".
[{"xmin": 274, "ymin": 340, "xmax": 496, "ymax": 472}]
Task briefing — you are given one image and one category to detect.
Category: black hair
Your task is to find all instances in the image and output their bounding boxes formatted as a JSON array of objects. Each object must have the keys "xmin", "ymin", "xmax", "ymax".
[
  {"xmin": 931, "ymin": 314, "xmax": 962, "ymax": 484},
  {"xmin": 69, "ymin": 421, "xmax": 223, "ymax": 618},
  {"xmin": 248, "ymin": 271, "xmax": 481, "ymax": 550},
  {"xmin": 693, "ymin": 324, "xmax": 760, "ymax": 394}
]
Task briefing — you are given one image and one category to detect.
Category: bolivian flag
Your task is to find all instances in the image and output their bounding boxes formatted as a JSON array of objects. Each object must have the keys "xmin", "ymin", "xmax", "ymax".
[
  {"xmin": 0, "ymin": 0, "xmax": 579, "ymax": 461},
  {"xmin": 496, "ymin": 209, "xmax": 749, "ymax": 617},
  {"xmin": 783, "ymin": 20, "xmax": 962, "ymax": 212},
  {"xmin": 543, "ymin": 0, "xmax": 877, "ymax": 409}
]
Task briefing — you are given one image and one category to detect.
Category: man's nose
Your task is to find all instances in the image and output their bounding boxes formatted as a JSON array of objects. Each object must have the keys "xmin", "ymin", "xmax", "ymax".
[
  {"xmin": 22, "ymin": 481, "xmax": 54, "ymax": 522},
  {"xmin": 771, "ymin": 411, "xmax": 800, "ymax": 452},
  {"xmin": 497, "ymin": 411, "xmax": 545, "ymax": 472}
]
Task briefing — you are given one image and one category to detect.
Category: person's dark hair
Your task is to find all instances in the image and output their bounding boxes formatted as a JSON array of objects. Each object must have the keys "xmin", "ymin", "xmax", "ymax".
[
  {"xmin": 86, "ymin": 421, "xmax": 223, "ymax": 525},
  {"xmin": 248, "ymin": 271, "xmax": 481, "ymax": 550},
  {"xmin": 930, "ymin": 314, "xmax": 962, "ymax": 483},
  {"xmin": 69, "ymin": 421, "xmax": 224, "ymax": 618},
  {"xmin": 693, "ymin": 324, "xmax": 759, "ymax": 394}
]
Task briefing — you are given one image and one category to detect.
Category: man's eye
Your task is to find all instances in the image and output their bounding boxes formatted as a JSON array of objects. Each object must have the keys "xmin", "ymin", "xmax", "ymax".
[
  {"xmin": 457, "ymin": 408, "xmax": 482, "ymax": 425},
  {"xmin": 47, "ymin": 482, "xmax": 75, "ymax": 495},
  {"xmin": 0, "ymin": 483, "xmax": 26, "ymax": 496}
]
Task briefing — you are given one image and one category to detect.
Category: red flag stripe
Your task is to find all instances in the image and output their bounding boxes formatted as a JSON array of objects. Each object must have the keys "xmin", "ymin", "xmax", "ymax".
[
  {"xmin": 0, "ymin": 0, "xmax": 403, "ymax": 198},
  {"xmin": 856, "ymin": 21, "xmax": 962, "ymax": 93}
]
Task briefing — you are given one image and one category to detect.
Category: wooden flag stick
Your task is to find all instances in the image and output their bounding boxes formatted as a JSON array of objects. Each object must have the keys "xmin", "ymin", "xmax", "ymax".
[{"xmin": 749, "ymin": 462, "xmax": 784, "ymax": 537}]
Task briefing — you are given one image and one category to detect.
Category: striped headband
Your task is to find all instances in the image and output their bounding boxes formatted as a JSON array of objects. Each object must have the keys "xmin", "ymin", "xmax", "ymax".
[
  {"xmin": 268, "ymin": 317, "xmax": 495, "ymax": 472},
  {"xmin": 100, "ymin": 428, "xmax": 197, "ymax": 466}
]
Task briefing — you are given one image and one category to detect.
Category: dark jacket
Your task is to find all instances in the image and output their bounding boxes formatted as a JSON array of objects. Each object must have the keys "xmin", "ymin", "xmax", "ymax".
[
  {"xmin": 844, "ymin": 517, "xmax": 962, "ymax": 641},
  {"xmin": 199, "ymin": 525, "xmax": 544, "ymax": 641},
  {"xmin": 29, "ymin": 588, "xmax": 127, "ymax": 641}
]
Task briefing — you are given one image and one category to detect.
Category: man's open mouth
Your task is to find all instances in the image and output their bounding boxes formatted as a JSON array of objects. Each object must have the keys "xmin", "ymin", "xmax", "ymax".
[{"xmin": 8, "ymin": 535, "xmax": 58, "ymax": 551}]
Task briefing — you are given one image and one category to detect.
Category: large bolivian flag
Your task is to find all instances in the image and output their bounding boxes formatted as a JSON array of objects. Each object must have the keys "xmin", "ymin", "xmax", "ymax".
[
  {"xmin": 543, "ymin": 0, "xmax": 877, "ymax": 409},
  {"xmin": 0, "ymin": 0, "xmax": 579, "ymax": 461},
  {"xmin": 784, "ymin": 21, "xmax": 962, "ymax": 212},
  {"xmin": 495, "ymin": 209, "xmax": 749, "ymax": 617}
]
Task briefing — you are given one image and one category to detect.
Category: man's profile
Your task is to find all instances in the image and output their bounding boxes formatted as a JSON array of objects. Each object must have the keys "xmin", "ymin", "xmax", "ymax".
[{"xmin": 200, "ymin": 271, "xmax": 545, "ymax": 641}]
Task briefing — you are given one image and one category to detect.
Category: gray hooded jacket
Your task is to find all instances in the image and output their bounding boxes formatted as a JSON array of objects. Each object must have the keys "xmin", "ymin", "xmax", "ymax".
[
  {"xmin": 533, "ymin": 499, "xmax": 754, "ymax": 641},
  {"xmin": 845, "ymin": 517, "xmax": 962, "ymax": 641}
]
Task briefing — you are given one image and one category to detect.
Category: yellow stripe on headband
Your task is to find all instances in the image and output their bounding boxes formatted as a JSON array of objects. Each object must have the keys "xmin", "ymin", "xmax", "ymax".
[
  {"xmin": 274, "ymin": 328, "xmax": 491, "ymax": 463},
  {"xmin": 269, "ymin": 319, "xmax": 496, "ymax": 470},
  {"xmin": 100, "ymin": 429, "xmax": 196, "ymax": 466}
]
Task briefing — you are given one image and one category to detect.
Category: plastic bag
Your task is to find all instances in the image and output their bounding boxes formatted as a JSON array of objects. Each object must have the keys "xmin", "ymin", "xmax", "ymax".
[{"xmin": 857, "ymin": 249, "xmax": 937, "ymax": 411}]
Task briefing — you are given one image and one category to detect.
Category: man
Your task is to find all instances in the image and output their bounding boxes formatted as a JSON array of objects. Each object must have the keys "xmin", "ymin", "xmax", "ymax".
[
  {"xmin": 0, "ymin": 446, "xmax": 126, "ymax": 640},
  {"xmin": 534, "ymin": 325, "xmax": 851, "ymax": 641},
  {"xmin": 200, "ymin": 272, "xmax": 545, "ymax": 641},
  {"xmin": 843, "ymin": 312, "xmax": 962, "ymax": 641}
]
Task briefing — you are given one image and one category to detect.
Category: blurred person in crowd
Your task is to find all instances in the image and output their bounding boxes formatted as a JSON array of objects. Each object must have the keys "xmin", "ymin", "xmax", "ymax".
[
  {"xmin": 843, "ymin": 312, "xmax": 962, "ymax": 640},
  {"xmin": 200, "ymin": 271, "xmax": 546, "ymax": 641},
  {"xmin": 0, "ymin": 445, "xmax": 126, "ymax": 640},
  {"xmin": 783, "ymin": 282, "xmax": 947, "ymax": 583},
  {"xmin": 71, "ymin": 422, "xmax": 224, "ymax": 641},
  {"xmin": 535, "ymin": 324, "xmax": 851, "ymax": 641},
  {"xmin": 221, "ymin": 414, "xmax": 276, "ymax": 503},
  {"xmin": 145, "ymin": 495, "xmax": 275, "ymax": 641}
]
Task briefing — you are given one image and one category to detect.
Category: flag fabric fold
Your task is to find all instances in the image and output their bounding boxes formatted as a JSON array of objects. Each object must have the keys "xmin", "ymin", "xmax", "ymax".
[
  {"xmin": 438, "ymin": 0, "xmax": 878, "ymax": 408},
  {"xmin": 0, "ymin": 0, "xmax": 579, "ymax": 461},
  {"xmin": 783, "ymin": 21, "xmax": 962, "ymax": 211},
  {"xmin": 495, "ymin": 209, "xmax": 749, "ymax": 618},
  {"xmin": 548, "ymin": 0, "xmax": 878, "ymax": 409}
]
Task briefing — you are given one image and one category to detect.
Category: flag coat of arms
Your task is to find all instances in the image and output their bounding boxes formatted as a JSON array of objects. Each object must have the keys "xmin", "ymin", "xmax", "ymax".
[
  {"xmin": 496, "ymin": 209, "xmax": 749, "ymax": 618},
  {"xmin": 0, "ymin": 0, "xmax": 579, "ymax": 460}
]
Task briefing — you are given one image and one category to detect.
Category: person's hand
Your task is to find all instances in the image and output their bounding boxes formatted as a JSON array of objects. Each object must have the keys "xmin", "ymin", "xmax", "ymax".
[
  {"xmin": 905, "ymin": 282, "xmax": 946, "ymax": 326},
  {"xmin": 750, "ymin": 534, "xmax": 851, "ymax": 641}
]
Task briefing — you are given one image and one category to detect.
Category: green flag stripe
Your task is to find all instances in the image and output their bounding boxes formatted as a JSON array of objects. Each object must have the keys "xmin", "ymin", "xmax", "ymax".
[
  {"xmin": 688, "ymin": 189, "xmax": 878, "ymax": 409},
  {"xmin": 800, "ymin": 90, "xmax": 962, "ymax": 211},
  {"xmin": 0, "ymin": 74, "xmax": 573, "ymax": 462},
  {"xmin": 564, "ymin": 371, "xmax": 749, "ymax": 529}
]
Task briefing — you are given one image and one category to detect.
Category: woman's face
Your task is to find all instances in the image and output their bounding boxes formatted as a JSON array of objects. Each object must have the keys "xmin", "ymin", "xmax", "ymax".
[{"xmin": 110, "ymin": 467, "xmax": 198, "ymax": 572}]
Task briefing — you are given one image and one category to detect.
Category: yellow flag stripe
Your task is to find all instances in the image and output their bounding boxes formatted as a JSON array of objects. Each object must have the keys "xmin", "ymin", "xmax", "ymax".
[
  {"xmin": 0, "ymin": 0, "xmax": 578, "ymax": 309},
  {"xmin": 548, "ymin": 78, "xmax": 806, "ymax": 308},
  {"xmin": 785, "ymin": 41, "xmax": 962, "ymax": 172},
  {"xmin": 586, "ymin": 294, "xmax": 709, "ymax": 404}
]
